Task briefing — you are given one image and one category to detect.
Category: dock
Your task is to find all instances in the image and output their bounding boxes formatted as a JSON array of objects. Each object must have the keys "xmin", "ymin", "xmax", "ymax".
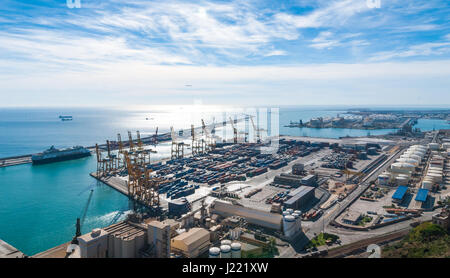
[
  {"xmin": 0, "ymin": 239, "xmax": 25, "ymax": 258},
  {"xmin": 90, "ymin": 172, "xmax": 129, "ymax": 196}
]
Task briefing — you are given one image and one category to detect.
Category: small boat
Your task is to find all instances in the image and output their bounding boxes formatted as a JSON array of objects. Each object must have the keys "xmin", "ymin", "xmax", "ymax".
[{"xmin": 59, "ymin": 115, "xmax": 73, "ymax": 121}]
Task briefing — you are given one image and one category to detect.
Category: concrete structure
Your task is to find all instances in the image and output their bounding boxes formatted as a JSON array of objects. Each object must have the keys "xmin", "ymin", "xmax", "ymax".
[
  {"xmin": 432, "ymin": 209, "xmax": 450, "ymax": 231},
  {"xmin": 342, "ymin": 211, "xmax": 361, "ymax": 225},
  {"xmin": 104, "ymin": 221, "xmax": 147, "ymax": 258},
  {"xmin": 170, "ymin": 228, "xmax": 210, "ymax": 258},
  {"xmin": 211, "ymin": 200, "xmax": 283, "ymax": 230},
  {"xmin": 0, "ymin": 239, "xmax": 25, "ymax": 258},
  {"xmin": 78, "ymin": 228, "xmax": 108, "ymax": 258},
  {"xmin": 147, "ymin": 221, "xmax": 171, "ymax": 258}
]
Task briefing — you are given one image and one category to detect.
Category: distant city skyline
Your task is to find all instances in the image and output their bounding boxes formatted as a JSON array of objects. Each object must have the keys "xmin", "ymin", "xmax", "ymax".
[{"xmin": 0, "ymin": 0, "xmax": 449, "ymax": 107}]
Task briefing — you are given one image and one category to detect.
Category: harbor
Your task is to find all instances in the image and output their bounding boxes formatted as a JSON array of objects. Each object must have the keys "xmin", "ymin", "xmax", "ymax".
[{"xmin": 0, "ymin": 107, "xmax": 449, "ymax": 257}]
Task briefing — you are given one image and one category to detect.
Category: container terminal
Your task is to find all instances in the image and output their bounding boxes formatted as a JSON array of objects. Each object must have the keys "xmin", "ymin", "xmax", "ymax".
[{"xmin": 3, "ymin": 117, "xmax": 450, "ymax": 259}]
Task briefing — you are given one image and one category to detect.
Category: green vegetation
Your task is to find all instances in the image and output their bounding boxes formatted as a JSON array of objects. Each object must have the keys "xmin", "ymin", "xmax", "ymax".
[
  {"xmin": 357, "ymin": 215, "xmax": 373, "ymax": 226},
  {"xmin": 245, "ymin": 237, "xmax": 279, "ymax": 258},
  {"xmin": 307, "ymin": 233, "xmax": 339, "ymax": 249},
  {"xmin": 383, "ymin": 222, "xmax": 450, "ymax": 258}
]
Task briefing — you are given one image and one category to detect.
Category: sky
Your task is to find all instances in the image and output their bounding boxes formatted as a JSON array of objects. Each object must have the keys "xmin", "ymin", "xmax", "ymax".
[{"xmin": 0, "ymin": 0, "xmax": 449, "ymax": 107}]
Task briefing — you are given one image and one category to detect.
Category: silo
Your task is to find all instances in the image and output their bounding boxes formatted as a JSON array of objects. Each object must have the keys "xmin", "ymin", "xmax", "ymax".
[
  {"xmin": 283, "ymin": 215, "xmax": 296, "ymax": 238},
  {"xmin": 221, "ymin": 239, "xmax": 232, "ymax": 246},
  {"xmin": 231, "ymin": 243, "xmax": 242, "ymax": 258},
  {"xmin": 220, "ymin": 245, "xmax": 232, "ymax": 258},
  {"xmin": 209, "ymin": 247, "xmax": 221, "ymax": 258}
]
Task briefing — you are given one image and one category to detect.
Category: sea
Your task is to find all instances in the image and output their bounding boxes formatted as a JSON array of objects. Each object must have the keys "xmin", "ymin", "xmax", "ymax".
[{"xmin": 0, "ymin": 105, "xmax": 448, "ymax": 256}]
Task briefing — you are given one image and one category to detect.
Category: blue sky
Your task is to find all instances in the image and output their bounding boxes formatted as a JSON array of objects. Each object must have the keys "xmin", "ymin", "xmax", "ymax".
[{"xmin": 0, "ymin": 0, "xmax": 449, "ymax": 107}]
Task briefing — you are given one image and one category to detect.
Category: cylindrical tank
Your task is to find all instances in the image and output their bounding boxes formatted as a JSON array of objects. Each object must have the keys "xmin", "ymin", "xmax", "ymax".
[
  {"xmin": 378, "ymin": 174, "xmax": 390, "ymax": 185},
  {"xmin": 283, "ymin": 215, "xmax": 296, "ymax": 238},
  {"xmin": 395, "ymin": 176, "xmax": 408, "ymax": 186},
  {"xmin": 221, "ymin": 239, "xmax": 232, "ymax": 246},
  {"xmin": 422, "ymin": 180, "xmax": 433, "ymax": 190},
  {"xmin": 428, "ymin": 143, "xmax": 439, "ymax": 150},
  {"xmin": 209, "ymin": 247, "xmax": 221, "ymax": 258},
  {"xmin": 396, "ymin": 158, "xmax": 418, "ymax": 166},
  {"xmin": 231, "ymin": 243, "xmax": 242, "ymax": 258},
  {"xmin": 205, "ymin": 218, "xmax": 211, "ymax": 228},
  {"xmin": 294, "ymin": 210, "xmax": 302, "ymax": 215},
  {"xmin": 286, "ymin": 208, "xmax": 294, "ymax": 214},
  {"xmin": 391, "ymin": 162, "xmax": 415, "ymax": 174},
  {"xmin": 427, "ymin": 173, "xmax": 442, "ymax": 183},
  {"xmin": 282, "ymin": 211, "xmax": 290, "ymax": 216},
  {"xmin": 220, "ymin": 245, "xmax": 231, "ymax": 258}
]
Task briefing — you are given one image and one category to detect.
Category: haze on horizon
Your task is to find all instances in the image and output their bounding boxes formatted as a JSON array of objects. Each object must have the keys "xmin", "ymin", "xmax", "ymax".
[{"xmin": 0, "ymin": 0, "xmax": 449, "ymax": 107}]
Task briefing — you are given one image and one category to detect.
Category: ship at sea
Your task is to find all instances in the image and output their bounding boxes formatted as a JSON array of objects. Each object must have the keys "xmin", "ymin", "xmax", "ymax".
[
  {"xmin": 31, "ymin": 146, "xmax": 91, "ymax": 165},
  {"xmin": 59, "ymin": 115, "xmax": 73, "ymax": 121}
]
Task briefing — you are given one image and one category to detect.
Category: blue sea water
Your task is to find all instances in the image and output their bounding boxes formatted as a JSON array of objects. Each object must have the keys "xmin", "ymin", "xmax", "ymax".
[{"xmin": 0, "ymin": 106, "xmax": 448, "ymax": 256}]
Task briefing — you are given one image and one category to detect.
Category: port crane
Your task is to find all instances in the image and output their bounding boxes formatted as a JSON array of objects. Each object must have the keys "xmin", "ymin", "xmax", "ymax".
[
  {"xmin": 201, "ymin": 119, "xmax": 216, "ymax": 152},
  {"xmin": 229, "ymin": 117, "xmax": 238, "ymax": 144},
  {"xmin": 171, "ymin": 126, "xmax": 189, "ymax": 159},
  {"xmin": 248, "ymin": 115, "xmax": 265, "ymax": 143}
]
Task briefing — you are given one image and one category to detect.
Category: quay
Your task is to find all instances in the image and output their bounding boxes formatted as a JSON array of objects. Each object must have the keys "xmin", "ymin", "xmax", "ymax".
[{"xmin": 0, "ymin": 239, "xmax": 25, "ymax": 258}]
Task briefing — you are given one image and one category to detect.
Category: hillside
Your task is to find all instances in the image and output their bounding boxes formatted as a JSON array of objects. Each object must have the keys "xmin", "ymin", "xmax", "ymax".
[{"xmin": 382, "ymin": 222, "xmax": 450, "ymax": 258}]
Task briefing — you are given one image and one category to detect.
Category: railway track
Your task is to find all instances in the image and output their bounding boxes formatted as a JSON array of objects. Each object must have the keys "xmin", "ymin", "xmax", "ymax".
[{"xmin": 324, "ymin": 228, "xmax": 410, "ymax": 258}]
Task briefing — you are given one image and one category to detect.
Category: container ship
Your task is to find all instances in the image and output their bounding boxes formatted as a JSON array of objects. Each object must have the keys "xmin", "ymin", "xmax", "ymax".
[{"xmin": 32, "ymin": 146, "xmax": 91, "ymax": 165}]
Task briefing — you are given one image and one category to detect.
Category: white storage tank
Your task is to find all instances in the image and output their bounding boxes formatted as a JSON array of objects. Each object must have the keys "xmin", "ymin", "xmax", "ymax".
[
  {"xmin": 286, "ymin": 208, "xmax": 294, "ymax": 214},
  {"xmin": 391, "ymin": 162, "xmax": 415, "ymax": 173},
  {"xmin": 209, "ymin": 247, "xmax": 221, "ymax": 258},
  {"xmin": 395, "ymin": 176, "xmax": 408, "ymax": 186},
  {"xmin": 428, "ymin": 143, "xmax": 439, "ymax": 150},
  {"xmin": 427, "ymin": 173, "xmax": 442, "ymax": 183},
  {"xmin": 220, "ymin": 245, "xmax": 232, "ymax": 258},
  {"xmin": 396, "ymin": 158, "xmax": 419, "ymax": 166},
  {"xmin": 422, "ymin": 180, "xmax": 433, "ymax": 190},
  {"xmin": 378, "ymin": 174, "xmax": 390, "ymax": 185},
  {"xmin": 283, "ymin": 215, "xmax": 296, "ymax": 238},
  {"xmin": 221, "ymin": 239, "xmax": 232, "ymax": 246},
  {"xmin": 231, "ymin": 242, "xmax": 242, "ymax": 258}
]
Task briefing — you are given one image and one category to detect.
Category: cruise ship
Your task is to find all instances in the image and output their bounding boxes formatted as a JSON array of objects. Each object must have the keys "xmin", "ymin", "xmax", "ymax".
[{"xmin": 31, "ymin": 146, "xmax": 91, "ymax": 165}]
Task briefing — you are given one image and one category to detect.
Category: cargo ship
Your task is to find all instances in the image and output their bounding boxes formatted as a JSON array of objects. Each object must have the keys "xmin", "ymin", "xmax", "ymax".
[{"xmin": 31, "ymin": 146, "xmax": 91, "ymax": 165}]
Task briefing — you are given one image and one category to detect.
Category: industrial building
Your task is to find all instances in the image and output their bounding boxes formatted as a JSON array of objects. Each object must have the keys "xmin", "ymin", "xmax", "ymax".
[
  {"xmin": 211, "ymin": 200, "xmax": 283, "ymax": 230},
  {"xmin": 301, "ymin": 174, "xmax": 317, "ymax": 187},
  {"xmin": 392, "ymin": 186, "xmax": 409, "ymax": 203},
  {"xmin": 147, "ymin": 221, "xmax": 171, "ymax": 258},
  {"xmin": 170, "ymin": 227, "xmax": 210, "ymax": 258},
  {"xmin": 414, "ymin": 188, "xmax": 429, "ymax": 203},
  {"xmin": 284, "ymin": 186, "xmax": 315, "ymax": 211},
  {"xmin": 342, "ymin": 211, "xmax": 361, "ymax": 225},
  {"xmin": 292, "ymin": 163, "xmax": 304, "ymax": 175}
]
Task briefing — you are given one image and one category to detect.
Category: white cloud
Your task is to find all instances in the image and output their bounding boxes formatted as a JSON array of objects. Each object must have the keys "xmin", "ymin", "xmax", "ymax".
[{"xmin": 370, "ymin": 42, "xmax": 450, "ymax": 61}]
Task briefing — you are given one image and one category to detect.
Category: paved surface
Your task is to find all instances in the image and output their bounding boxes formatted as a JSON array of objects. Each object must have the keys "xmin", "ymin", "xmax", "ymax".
[{"xmin": 0, "ymin": 239, "xmax": 25, "ymax": 258}]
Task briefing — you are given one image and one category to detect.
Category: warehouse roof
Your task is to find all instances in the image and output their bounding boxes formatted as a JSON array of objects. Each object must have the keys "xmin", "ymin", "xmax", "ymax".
[
  {"xmin": 172, "ymin": 228, "xmax": 209, "ymax": 247},
  {"xmin": 415, "ymin": 189, "xmax": 429, "ymax": 202},
  {"xmin": 392, "ymin": 186, "xmax": 408, "ymax": 200},
  {"xmin": 288, "ymin": 186, "xmax": 315, "ymax": 198}
]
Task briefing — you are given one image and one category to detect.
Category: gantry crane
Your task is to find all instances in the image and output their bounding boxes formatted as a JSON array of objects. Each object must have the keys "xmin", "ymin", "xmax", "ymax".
[
  {"xmin": 95, "ymin": 144, "xmax": 109, "ymax": 177},
  {"xmin": 201, "ymin": 119, "xmax": 216, "ymax": 152},
  {"xmin": 249, "ymin": 115, "xmax": 265, "ymax": 143},
  {"xmin": 106, "ymin": 140, "xmax": 118, "ymax": 171},
  {"xmin": 171, "ymin": 126, "xmax": 189, "ymax": 159},
  {"xmin": 191, "ymin": 124, "xmax": 202, "ymax": 156},
  {"xmin": 229, "ymin": 117, "xmax": 238, "ymax": 144},
  {"xmin": 128, "ymin": 131, "xmax": 135, "ymax": 153}
]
